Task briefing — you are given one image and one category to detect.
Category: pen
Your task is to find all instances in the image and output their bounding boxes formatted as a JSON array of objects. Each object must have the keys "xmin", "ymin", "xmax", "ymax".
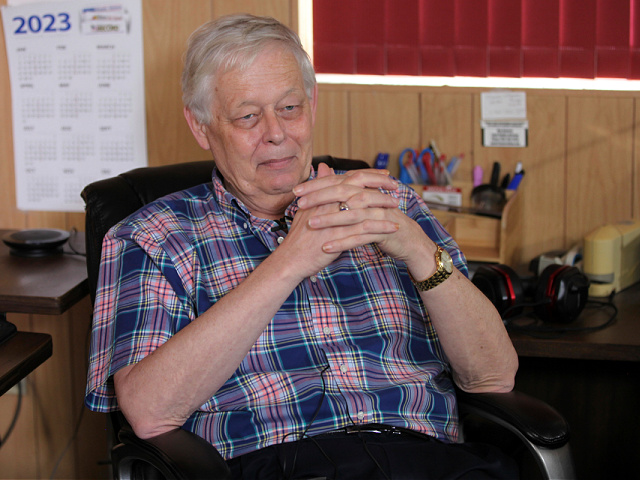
[
  {"xmin": 439, "ymin": 154, "xmax": 452, "ymax": 185},
  {"xmin": 447, "ymin": 154, "xmax": 463, "ymax": 177}
]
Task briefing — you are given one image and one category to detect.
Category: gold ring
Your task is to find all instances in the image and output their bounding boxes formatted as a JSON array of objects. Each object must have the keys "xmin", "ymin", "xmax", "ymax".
[{"xmin": 339, "ymin": 202, "xmax": 350, "ymax": 211}]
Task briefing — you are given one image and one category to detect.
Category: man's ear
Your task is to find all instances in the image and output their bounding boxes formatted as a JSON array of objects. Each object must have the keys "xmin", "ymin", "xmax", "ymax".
[{"xmin": 184, "ymin": 107, "xmax": 212, "ymax": 150}]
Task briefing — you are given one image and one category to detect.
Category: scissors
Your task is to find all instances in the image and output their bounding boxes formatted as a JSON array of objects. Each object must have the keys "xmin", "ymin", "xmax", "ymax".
[
  {"xmin": 399, "ymin": 148, "xmax": 426, "ymax": 184},
  {"xmin": 417, "ymin": 148, "xmax": 437, "ymax": 185}
]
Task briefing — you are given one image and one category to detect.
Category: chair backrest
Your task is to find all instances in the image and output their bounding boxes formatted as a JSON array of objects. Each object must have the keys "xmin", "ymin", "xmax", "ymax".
[{"xmin": 80, "ymin": 156, "xmax": 369, "ymax": 303}]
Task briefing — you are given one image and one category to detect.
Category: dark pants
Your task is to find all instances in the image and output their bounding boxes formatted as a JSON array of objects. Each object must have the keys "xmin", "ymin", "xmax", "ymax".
[{"xmin": 226, "ymin": 429, "xmax": 519, "ymax": 479}]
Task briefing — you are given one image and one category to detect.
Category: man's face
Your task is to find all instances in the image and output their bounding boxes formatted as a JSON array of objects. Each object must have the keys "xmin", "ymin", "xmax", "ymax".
[{"xmin": 185, "ymin": 46, "xmax": 317, "ymax": 219}]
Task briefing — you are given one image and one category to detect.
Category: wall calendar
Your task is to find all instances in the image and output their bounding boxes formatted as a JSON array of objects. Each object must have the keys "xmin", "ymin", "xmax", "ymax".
[{"xmin": 2, "ymin": 0, "xmax": 146, "ymax": 211}]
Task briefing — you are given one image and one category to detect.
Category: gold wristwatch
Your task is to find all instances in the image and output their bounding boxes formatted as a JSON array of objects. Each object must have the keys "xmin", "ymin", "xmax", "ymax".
[{"xmin": 410, "ymin": 246, "xmax": 453, "ymax": 291}]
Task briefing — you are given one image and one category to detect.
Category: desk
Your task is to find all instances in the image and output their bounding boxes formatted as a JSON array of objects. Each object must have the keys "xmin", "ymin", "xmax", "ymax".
[
  {"xmin": 0, "ymin": 229, "xmax": 88, "ymax": 315},
  {"xmin": 0, "ymin": 331, "xmax": 52, "ymax": 396},
  {"xmin": 0, "ymin": 230, "xmax": 101, "ymax": 478},
  {"xmin": 0, "ymin": 229, "xmax": 88, "ymax": 393},
  {"xmin": 508, "ymin": 283, "xmax": 640, "ymax": 480},
  {"xmin": 509, "ymin": 282, "xmax": 640, "ymax": 361}
]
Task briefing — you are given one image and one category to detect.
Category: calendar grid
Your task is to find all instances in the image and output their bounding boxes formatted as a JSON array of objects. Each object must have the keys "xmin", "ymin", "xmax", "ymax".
[{"xmin": 2, "ymin": 0, "xmax": 147, "ymax": 212}]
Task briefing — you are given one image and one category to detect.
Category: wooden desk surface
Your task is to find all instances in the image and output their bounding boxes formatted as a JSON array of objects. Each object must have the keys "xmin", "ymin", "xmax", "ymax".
[
  {"xmin": 509, "ymin": 282, "xmax": 640, "ymax": 362},
  {"xmin": 0, "ymin": 230, "xmax": 88, "ymax": 315},
  {"xmin": 0, "ymin": 331, "xmax": 52, "ymax": 396}
]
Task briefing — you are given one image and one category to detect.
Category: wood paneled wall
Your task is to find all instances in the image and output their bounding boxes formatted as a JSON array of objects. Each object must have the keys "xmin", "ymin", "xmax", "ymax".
[
  {"xmin": 0, "ymin": 0, "xmax": 638, "ymax": 478},
  {"xmin": 315, "ymin": 84, "xmax": 640, "ymax": 267},
  {"xmin": 1, "ymin": 0, "xmax": 637, "ymax": 260}
]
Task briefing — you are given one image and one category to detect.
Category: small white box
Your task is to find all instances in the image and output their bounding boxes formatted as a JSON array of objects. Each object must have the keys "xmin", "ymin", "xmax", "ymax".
[{"xmin": 420, "ymin": 185, "xmax": 462, "ymax": 207}]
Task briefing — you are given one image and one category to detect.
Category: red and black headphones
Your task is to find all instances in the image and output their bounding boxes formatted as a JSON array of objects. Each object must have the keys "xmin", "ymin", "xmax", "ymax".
[{"xmin": 471, "ymin": 263, "xmax": 590, "ymax": 323}]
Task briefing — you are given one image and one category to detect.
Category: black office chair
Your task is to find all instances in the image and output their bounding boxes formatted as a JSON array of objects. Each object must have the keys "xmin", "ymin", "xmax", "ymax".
[{"xmin": 81, "ymin": 156, "xmax": 575, "ymax": 480}]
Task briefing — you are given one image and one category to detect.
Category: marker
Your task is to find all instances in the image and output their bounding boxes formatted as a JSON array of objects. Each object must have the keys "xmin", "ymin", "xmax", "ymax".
[
  {"xmin": 489, "ymin": 162, "xmax": 501, "ymax": 187},
  {"xmin": 375, "ymin": 152, "xmax": 389, "ymax": 169},
  {"xmin": 500, "ymin": 173, "xmax": 511, "ymax": 189},
  {"xmin": 473, "ymin": 165, "xmax": 483, "ymax": 187},
  {"xmin": 507, "ymin": 170, "xmax": 525, "ymax": 190}
]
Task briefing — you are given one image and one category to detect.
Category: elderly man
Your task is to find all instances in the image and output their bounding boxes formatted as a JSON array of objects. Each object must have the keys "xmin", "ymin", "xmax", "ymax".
[{"xmin": 86, "ymin": 13, "xmax": 519, "ymax": 479}]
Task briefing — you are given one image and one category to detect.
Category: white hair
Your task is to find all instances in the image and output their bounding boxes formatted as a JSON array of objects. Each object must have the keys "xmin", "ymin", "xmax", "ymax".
[{"xmin": 182, "ymin": 14, "xmax": 317, "ymax": 125}]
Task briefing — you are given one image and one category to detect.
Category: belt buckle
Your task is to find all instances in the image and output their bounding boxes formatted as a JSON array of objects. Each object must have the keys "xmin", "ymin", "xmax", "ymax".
[{"xmin": 344, "ymin": 424, "xmax": 401, "ymax": 435}]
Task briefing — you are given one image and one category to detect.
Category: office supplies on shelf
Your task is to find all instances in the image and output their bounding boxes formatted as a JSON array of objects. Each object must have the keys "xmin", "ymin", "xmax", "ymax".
[
  {"xmin": 500, "ymin": 173, "xmax": 511, "ymax": 189},
  {"xmin": 515, "ymin": 161, "xmax": 523, "ymax": 174},
  {"xmin": 471, "ymin": 162, "xmax": 506, "ymax": 216},
  {"xmin": 447, "ymin": 155, "xmax": 463, "ymax": 177},
  {"xmin": 398, "ymin": 149, "xmax": 422, "ymax": 184},
  {"xmin": 489, "ymin": 161, "xmax": 501, "ymax": 187},
  {"xmin": 417, "ymin": 148, "xmax": 436, "ymax": 185},
  {"xmin": 507, "ymin": 171, "xmax": 525, "ymax": 190},
  {"xmin": 429, "ymin": 181, "xmax": 523, "ymax": 265},
  {"xmin": 439, "ymin": 154, "xmax": 452, "ymax": 185},
  {"xmin": 397, "ymin": 143, "xmax": 458, "ymax": 186},
  {"xmin": 398, "ymin": 148, "xmax": 428, "ymax": 184},
  {"xmin": 421, "ymin": 186, "xmax": 463, "ymax": 208}
]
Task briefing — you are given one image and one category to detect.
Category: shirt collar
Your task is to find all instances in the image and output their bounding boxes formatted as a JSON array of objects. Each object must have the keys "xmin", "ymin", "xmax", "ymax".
[{"xmin": 211, "ymin": 166, "xmax": 316, "ymax": 225}]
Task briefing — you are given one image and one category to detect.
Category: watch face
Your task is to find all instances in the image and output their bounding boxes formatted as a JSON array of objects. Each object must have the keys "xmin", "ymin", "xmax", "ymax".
[{"xmin": 440, "ymin": 249, "xmax": 454, "ymax": 273}]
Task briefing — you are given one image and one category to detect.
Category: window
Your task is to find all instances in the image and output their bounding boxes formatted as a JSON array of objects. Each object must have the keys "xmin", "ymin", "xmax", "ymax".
[{"xmin": 312, "ymin": 0, "xmax": 640, "ymax": 81}]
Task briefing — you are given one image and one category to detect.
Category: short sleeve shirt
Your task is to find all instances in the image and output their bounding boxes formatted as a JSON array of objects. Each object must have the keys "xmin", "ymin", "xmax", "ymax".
[{"xmin": 85, "ymin": 168, "xmax": 468, "ymax": 460}]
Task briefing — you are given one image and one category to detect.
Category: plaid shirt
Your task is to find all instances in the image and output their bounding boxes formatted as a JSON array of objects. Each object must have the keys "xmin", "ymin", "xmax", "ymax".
[{"xmin": 85, "ymin": 168, "xmax": 468, "ymax": 460}]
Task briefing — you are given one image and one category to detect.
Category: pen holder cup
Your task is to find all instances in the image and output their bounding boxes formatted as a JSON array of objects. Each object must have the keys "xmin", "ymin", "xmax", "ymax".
[{"xmin": 471, "ymin": 184, "xmax": 506, "ymax": 216}]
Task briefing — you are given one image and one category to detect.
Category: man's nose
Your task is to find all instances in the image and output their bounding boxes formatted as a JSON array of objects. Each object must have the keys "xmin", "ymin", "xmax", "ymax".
[{"xmin": 262, "ymin": 110, "xmax": 285, "ymax": 145}]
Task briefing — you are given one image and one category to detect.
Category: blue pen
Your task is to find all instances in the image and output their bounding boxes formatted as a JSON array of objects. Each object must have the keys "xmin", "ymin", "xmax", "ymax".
[
  {"xmin": 447, "ymin": 156, "xmax": 458, "ymax": 174},
  {"xmin": 447, "ymin": 154, "xmax": 463, "ymax": 177},
  {"xmin": 507, "ymin": 171, "xmax": 524, "ymax": 190}
]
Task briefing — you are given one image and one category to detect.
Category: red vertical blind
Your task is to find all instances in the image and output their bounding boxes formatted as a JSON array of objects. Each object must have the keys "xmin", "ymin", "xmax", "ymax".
[{"xmin": 313, "ymin": 0, "xmax": 640, "ymax": 79}]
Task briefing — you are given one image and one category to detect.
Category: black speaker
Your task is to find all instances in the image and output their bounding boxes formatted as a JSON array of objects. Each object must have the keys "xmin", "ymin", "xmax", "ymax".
[{"xmin": 472, "ymin": 263, "xmax": 590, "ymax": 323}]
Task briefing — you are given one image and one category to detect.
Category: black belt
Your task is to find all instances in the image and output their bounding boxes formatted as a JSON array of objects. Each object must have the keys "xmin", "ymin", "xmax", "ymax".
[{"xmin": 318, "ymin": 423, "xmax": 438, "ymax": 442}]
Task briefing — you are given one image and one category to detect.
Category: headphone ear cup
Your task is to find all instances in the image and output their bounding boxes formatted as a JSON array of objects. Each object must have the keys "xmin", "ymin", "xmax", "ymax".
[
  {"xmin": 534, "ymin": 265, "xmax": 591, "ymax": 323},
  {"xmin": 472, "ymin": 264, "xmax": 524, "ymax": 318}
]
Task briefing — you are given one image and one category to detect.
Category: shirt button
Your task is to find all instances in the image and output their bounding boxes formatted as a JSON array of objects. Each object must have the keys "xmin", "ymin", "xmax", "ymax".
[
  {"xmin": 243, "ymin": 222, "xmax": 248, "ymax": 229},
  {"xmin": 310, "ymin": 275, "xmax": 317, "ymax": 283},
  {"xmin": 323, "ymin": 327, "xmax": 331, "ymax": 335},
  {"xmin": 340, "ymin": 364, "xmax": 348, "ymax": 374},
  {"xmin": 357, "ymin": 411, "xmax": 365, "ymax": 421},
  {"xmin": 277, "ymin": 236, "xmax": 284, "ymax": 244}
]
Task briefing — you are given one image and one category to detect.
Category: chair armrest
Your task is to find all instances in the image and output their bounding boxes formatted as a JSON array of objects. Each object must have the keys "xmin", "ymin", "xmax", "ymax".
[
  {"xmin": 113, "ymin": 425, "xmax": 231, "ymax": 480},
  {"xmin": 456, "ymin": 389, "xmax": 570, "ymax": 448}
]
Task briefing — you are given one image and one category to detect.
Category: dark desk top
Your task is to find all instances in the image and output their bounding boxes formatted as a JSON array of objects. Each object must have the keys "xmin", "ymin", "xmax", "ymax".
[
  {"xmin": 0, "ymin": 229, "xmax": 88, "ymax": 315},
  {"xmin": 509, "ymin": 282, "xmax": 640, "ymax": 362},
  {"xmin": 0, "ymin": 331, "xmax": 52, "ymax": 396}
]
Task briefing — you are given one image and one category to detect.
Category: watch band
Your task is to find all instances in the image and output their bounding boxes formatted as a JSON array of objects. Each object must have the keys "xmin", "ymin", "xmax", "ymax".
[{"xmin": 409, "ymin": 246, "xmax": 453, "ymax": 291}]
